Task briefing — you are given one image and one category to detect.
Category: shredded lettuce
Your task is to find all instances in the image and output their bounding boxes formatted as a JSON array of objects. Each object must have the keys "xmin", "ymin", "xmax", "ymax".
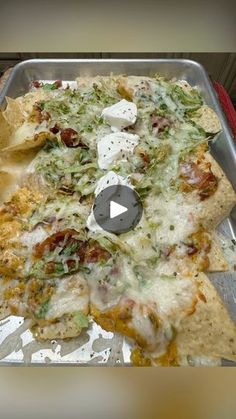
[
  {"xmin": 74, "ymin": 311, "xmax": 89, "ymax": 328},
  {"xmin": 170, "ymin": 85, "xmax": 203, "ymax": 110},
  {"xmin": 42, "ymin": 81, "xmax": 61, "ymax": 91},
  {"xmin": 160, "ymin": 274, "xmax": 177, "ymax": 280},
  {"xmin": 34, "ymin": 300, "xmax": 50, "ymax": 319}
]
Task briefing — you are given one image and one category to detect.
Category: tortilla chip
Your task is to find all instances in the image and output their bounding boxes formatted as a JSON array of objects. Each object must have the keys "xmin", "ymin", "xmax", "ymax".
[
  {"xmin": 0, "ymin": 300, "xmax": 11, "ymax": 320},
  {"xmin": 2, "ymin": 89, "xmax": 54, "ymax": 129},
  {"xmin": 0, "ymin": 149, "xmax": 38, "ymax": 172},
  {"xmin": 0, "ymin": 111, "xmax": 13, "ymax": 150},
  {"xmin": 176, "ymin": 272, "xmax": 236, "ymax": 361},
  {"xmin": 17, "ymin": 89, "xmax": 52, "ymax": 117},
  {"xmin": 207, "ymin": 232, "xmax": 229, "ymax": 272},
  {"xmin": 31, "ymin": 313, "xmax": 88, "ymax": 340},
  {"xmin": 0, "ymin": 149, "xmax": 38, "ymax": 204},
  {"xmin": 0, "ymin": 171, "xmax": 20, "ymax": 204},
  {"xmin": 191, "ymin": 105, "xmax": 221, "ymax": 134},
  {"xmin": 199, "ymin": 153, "xmax": 236, "ymax": 229},
  {"xmin": 2, "ymin": 97, "xmax": 25, "ymax": 129},
  {"xmin": 2, "ymin": 122, "xmax": 51, "ymax": 152}
]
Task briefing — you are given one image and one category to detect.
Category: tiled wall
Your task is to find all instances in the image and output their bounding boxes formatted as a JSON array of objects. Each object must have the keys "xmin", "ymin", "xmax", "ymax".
[{"xmin": 0, "ymin": 53, "xmax": 235, "ymax": 101}]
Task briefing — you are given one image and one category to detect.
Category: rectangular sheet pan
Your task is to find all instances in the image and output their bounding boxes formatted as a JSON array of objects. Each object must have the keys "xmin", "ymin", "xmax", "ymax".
[{"xmin": 0, "ymin": 59, "xmax": 235, "ymax": 365}]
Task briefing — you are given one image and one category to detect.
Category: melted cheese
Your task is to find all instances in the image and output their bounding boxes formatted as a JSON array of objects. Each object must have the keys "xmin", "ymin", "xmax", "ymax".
[
  {"xmin": 20, "ymin": 225, "xmax": 48, "ymax": 249},
  {"xmin": 90, "ymin": 256, "xmax": 197, "ymax": 355},
  {"xmin": 126, "ymin": 262, "xmax": 197, "ymax": 354},
  {"xmin": 46, "ymin": 275, "xmax": 89, "ymax": 319},
  {"xmin": 146, "ymin": 192, "xmax": 199, "ymax": 246},
  {"xmin": 121, "ymin": 216, "xmax": 157, "ymax": 261},
  {"xmin": 133, "ymin": 277, "xmax": 196, "ymax": 322}
]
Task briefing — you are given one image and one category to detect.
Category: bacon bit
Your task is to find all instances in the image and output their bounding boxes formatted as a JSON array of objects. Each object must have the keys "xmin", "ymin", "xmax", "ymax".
[
  {"xmin": 189, "ymin": 229, "xmax": 211, "ymax": 252},
  {"xmin": 45, "ymin": 261, "xmax": 56, "ymax": 274},
  {"xmin": 186, "ymin": 244, "xmax": 198, "ymax": 255},
  {"xmin": 180, "ymin": 161, "xmax": 218, "ymax": 200},
  {"xmin": 140, "ymin": 151, "xmax": 150, "ymax": 167},
  {"xmin": 76, "ymin": 242, "xmax": 89, "ymax": 264},
  {"xmin": 198, "ymin": 291, "xmax": 207, "ymax": 303},
  {"xmin": 86, "ymin": 245, "xmax": 111, "ymax": 263},
  {"xmin": 49, "ymin": 124, "xmax": 60, "ymax": 134},
  {"xmin": 119, "ymin": 299, "xmax": 135, "ymax": 320},
  {"xmin": 31, "ymin": 80, "xmax": 42, "ymax": 88},
  {"xmin": 185, "ymin": 228, "xmax": 211, "ymax": 270},
  {"xmin": 54, "ymin": 80, "xmax": 62, "ymax": 88},
  {"xmin": 32, "ymin": 103, "xmax": 50, "ymax": 123},
  {"xmin": 161, "ymin": 245, "xmax": 174, "ymax": 259},
  {"xmin": 60, "ymin": 128, "xmax": 78, "ymax": 146},
  {"xmin": 151, "ymin": 114, "xmax": 170, "ymax": 133},
  {"xmin": 34, "ymin": 228, "xmax": 78, "ymax": 258},
  {"xmin": 110, "ymin": 265, "xmax": 120, "ymax": 275},
  {"xmin": 66, "ymin": 259, "xmax": 77, "ymax": 270},
  {"xmin": 60, "ymin": 128, "xmax": 88, "ymax": 148},
  {"xmin": 34, "ymin": 229, "xmax": 111, "ymax": 267},
  {"xmin": 58, "ymin": 186, "xmax": 74, "ymax": 195}
]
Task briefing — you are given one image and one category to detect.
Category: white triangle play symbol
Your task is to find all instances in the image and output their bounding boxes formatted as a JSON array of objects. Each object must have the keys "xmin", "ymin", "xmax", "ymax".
[{"xmin": 110, "ymin": 200, "xmax": 128, "ymax": 219}]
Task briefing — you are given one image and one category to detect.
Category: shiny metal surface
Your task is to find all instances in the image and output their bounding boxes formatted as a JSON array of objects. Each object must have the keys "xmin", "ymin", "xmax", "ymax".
[{"xmin": 0, "ymin": 59, "xmax": 235, "ymax": 365}]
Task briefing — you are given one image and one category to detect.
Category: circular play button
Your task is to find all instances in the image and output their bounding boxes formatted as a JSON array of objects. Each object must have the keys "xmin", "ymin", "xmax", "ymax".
[{"xmin": 93, "ymin": 185, "xmax": 143, "ymax": 234}]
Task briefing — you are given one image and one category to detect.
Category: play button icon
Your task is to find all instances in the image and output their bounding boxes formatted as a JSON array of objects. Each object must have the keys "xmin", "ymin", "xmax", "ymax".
[
  {"xmin": 110, "ymin": 201, "xmax": 128, "ymax": 219},
  {"xmin": 93, "ymin": 185, "xmax": 143, "ymax": 234}
]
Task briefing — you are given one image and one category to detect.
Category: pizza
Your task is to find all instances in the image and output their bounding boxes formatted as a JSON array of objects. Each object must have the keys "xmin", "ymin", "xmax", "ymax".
[{"xmin": 0, "ymin": 74, "xmax": 236, "ymax": 366}]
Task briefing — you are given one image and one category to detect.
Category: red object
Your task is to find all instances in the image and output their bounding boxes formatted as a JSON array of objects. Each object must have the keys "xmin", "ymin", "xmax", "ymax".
[{"xmin": 213, "ymin": 81, "xmax": 236, "ymax": 139}]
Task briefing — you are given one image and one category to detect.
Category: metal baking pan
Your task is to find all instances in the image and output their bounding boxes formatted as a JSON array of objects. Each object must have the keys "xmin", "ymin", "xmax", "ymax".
[{"xmin": 0, "ymin": 59, "xmax": 235, "ymax": 365}]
